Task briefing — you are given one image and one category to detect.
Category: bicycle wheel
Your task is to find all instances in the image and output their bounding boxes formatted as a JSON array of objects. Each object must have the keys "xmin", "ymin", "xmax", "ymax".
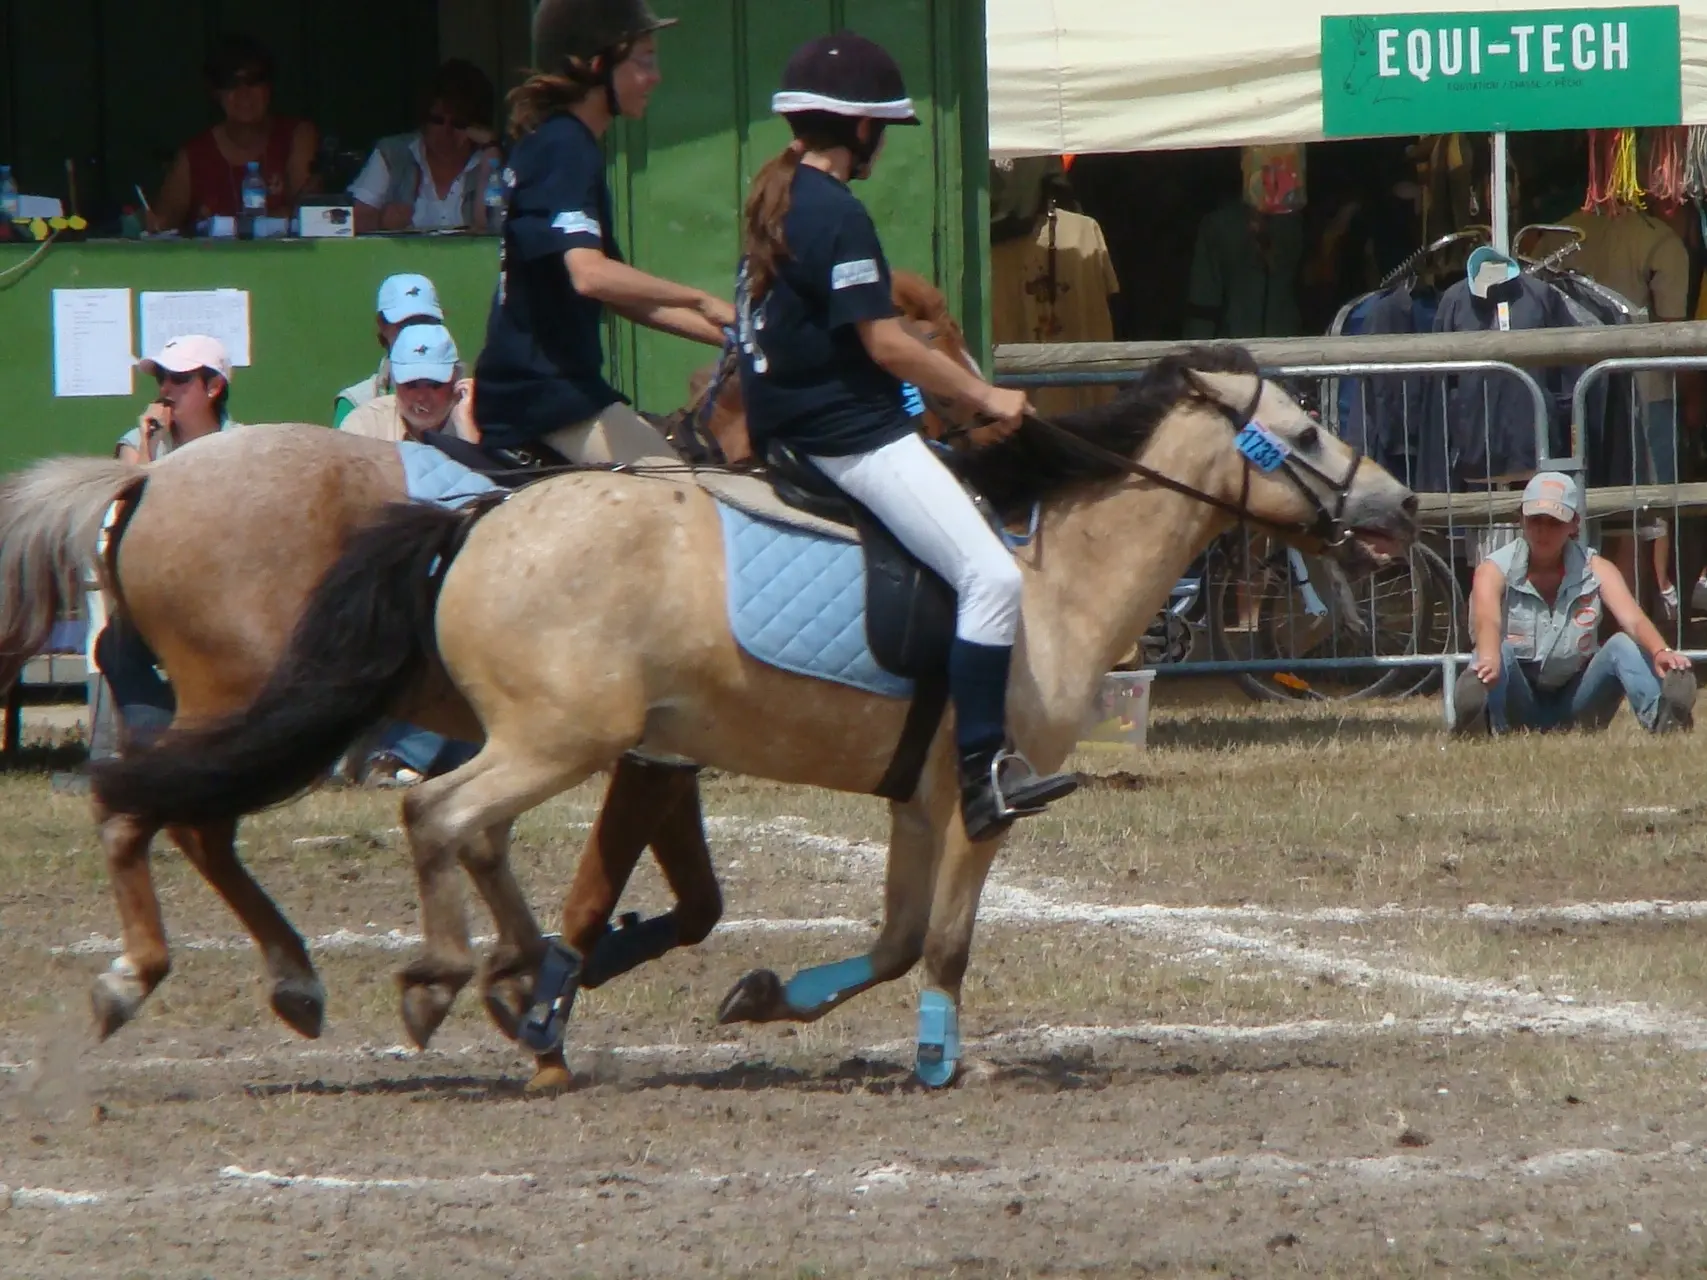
[{"xmin": 1206, "ymin": 535, "xmax": 1459, "ymax": 702}]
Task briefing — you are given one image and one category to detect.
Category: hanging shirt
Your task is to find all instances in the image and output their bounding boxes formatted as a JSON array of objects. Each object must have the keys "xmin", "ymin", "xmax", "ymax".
[
  {"xmin": 1184, "ymin": 202, "xmax": 1304, "ymax": 341},
  {"xmin": 735, "ymin": 164, "xmax": 908, "ymax": 460},
  {"xmin": 473, "ymin": 113, "xmax": 624, "ymax": 449},
  {"xmin": 990, "ymin": 207, "xmax": 1120, "ymax": 415}
]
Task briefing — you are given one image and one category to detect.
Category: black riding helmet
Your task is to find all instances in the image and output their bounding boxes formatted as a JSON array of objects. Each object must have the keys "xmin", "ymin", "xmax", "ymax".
[
  {"xmin": 533, "ymin": 0, "xmax": 676, "ymax": 113},
  {"xmin": 773, "ymin": 32, "xmax": 920, "ymax": 177}
]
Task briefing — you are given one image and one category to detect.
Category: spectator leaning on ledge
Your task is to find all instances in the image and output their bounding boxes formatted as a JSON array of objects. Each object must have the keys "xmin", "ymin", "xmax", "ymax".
[
  {"xmin": 332, "ymin": 273, "xmax": 446, "ymax": 427},
  {"xmin": 349, "ymin": 59, "xmax": 502, "ymax": 235},
  {"xmin": 1454, "ymin": 472, "xmax": 1697, "ymax": 736},
  {"xmin": 147, "ymin": 34, "xmax": 319, "ymax": 234},
  {"xmin": 117, "ymin": 335, "xmax": 241, "ymax": 464}
]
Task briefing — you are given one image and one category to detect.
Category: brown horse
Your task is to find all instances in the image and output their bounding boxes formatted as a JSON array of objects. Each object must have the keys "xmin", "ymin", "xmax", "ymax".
[
  {"xmin": 92, "ymin": 347, "xmax": 1419, "ymax": 1086},
  {"xmin": 0, "ymin": 271, "xmax": 975, "ymax": 1092}
]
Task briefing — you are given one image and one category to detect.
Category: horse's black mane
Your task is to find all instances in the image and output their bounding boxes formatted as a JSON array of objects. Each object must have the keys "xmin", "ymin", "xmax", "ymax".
[{"xmin": 955, "ymin": 344, "xmax": 1260, "ymax": 516}]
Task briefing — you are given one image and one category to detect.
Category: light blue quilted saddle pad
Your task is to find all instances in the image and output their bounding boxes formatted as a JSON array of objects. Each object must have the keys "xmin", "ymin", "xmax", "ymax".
[
  {"xmin": 716, "ymin": 500, "xmax": 913, "ymax": 699},
  {"xmin": 397, "ymin": 440, "xmax": 502, "ymax": 509}
]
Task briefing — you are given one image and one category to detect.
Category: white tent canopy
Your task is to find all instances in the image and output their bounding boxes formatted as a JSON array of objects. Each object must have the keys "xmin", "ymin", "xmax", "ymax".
[{"xmin": 988, "ymin": 0, "xmax": 1707, "ymax": 156}]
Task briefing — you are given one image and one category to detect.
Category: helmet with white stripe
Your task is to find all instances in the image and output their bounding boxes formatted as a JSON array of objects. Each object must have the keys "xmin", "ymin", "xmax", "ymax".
[{"xmin": 773, "ymin": 32, "xmax": 920, "ymax": 126}]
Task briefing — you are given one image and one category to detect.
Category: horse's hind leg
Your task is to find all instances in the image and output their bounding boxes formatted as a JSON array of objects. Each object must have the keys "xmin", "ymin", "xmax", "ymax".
[
  {"xmin": 455, "ymin": 818, "xmax": 543, "ymax": 1038},
  {"xmin": 398, "ymin": 740, "xmax": 604, "ymax": 1050},
  {"xmin": 522, "ymin": 759, "xmax": 720, "ymax": 1094},
  {"xmin": 166, "ymin": 819, "xmax": 324, "ymax": 1038},
  {"xmin": 718, "ymin": 795, "xmax": 939, "ymax": 1026},
  {"xmin": 91, "ymin": 807, "xmax": 170, "ymax": 1038}
]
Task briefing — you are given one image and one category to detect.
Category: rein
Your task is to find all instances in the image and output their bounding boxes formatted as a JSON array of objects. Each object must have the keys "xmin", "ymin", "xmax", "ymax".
[{"xmin": 988, "ymin": 373, "xmax": 1363, "ymax": 547}]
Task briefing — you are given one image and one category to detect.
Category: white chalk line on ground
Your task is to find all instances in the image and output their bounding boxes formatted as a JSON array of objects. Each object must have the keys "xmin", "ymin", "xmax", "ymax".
[
  {"xmin": 22, "ymin": 815, "xmax": 1707, "ymax": 1061},
  {"xmin": 7, "ymin": 1142, "xmax": 1706, "ymax": 1214}
]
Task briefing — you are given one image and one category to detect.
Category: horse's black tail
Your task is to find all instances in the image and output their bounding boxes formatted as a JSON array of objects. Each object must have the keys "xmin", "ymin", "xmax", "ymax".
[{"xmin": 91, "ymin": 496, "xmax": 502, "ymax": 825}]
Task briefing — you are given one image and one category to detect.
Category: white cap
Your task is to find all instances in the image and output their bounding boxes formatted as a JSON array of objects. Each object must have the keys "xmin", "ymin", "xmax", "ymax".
[
  {"xmin": 137, "ymin": 334, "xmax": 232, "ymax": 380},
  {"xmin": 389, "ymin": 324, "xmax": 459, "ymax": 384},
  {"xmin": 376, "ymin": 273, "xmax": 444, "ymax": 324},
  {"xmin": 1521, "ymin": 471, "xmax": 1580, "ymax": 522}
]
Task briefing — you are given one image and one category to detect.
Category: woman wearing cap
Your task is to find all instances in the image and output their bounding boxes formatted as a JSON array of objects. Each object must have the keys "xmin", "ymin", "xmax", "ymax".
[
  {"xmin": 734, "ymin": 32, "xmax": 1076, "ymax": 841},
  {"xmin": 472, "ymin": 0, "xmax": 734, "ymax": 465},
  {"xmin": 332, "ymin": 274, "xmax": 448, "ymax": 428},
  {"xmin": 117, "ymin": 336, "xmax": 241, "ymax": 464},
  {"xmin": 147, "ymin": 34, "xmax": 319, "ymax": 236},
  {"xmin": 1455, "ymin": 471, "xmax": 1697, "ymax": 736}
]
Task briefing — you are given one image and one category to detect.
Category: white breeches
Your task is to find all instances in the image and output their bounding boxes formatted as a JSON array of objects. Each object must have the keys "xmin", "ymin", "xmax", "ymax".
[{"xmin": 809, "ymin": 432, "xmax": 1022, "ymax": 646}]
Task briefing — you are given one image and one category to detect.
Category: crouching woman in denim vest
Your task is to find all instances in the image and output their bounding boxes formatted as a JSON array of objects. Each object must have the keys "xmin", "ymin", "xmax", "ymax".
[{"xmin": 1454, "ymin": 472, "xmax": 1697, "ymax": 735}]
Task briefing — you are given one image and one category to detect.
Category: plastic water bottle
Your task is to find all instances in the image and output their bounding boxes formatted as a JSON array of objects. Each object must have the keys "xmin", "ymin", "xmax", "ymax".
[
  {"xmin": 0, "ymin": 166, "xmax": 18, "ymax": 222},
  {"xmin": 240, "ymin": 162, "xmax": 267, "ymax": 214},
  {"xmin": 484, "ymin": 162, "xmax": 506, "ymax": 234}
]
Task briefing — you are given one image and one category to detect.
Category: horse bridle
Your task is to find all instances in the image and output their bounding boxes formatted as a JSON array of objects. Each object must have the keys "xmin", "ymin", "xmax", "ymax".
[{"xmin": 994, "ymin": 373, "xmax": 1365, "ymax": 548}]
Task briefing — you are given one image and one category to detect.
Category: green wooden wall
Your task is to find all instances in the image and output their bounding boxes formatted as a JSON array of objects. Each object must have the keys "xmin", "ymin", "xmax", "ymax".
[
  {"xmin": 0, "ymin": 238, "xmax": 498, "ymax": 471},
  {"xmin": 601, "ymin": 0, "xmax": 990, "ymax": 411}
]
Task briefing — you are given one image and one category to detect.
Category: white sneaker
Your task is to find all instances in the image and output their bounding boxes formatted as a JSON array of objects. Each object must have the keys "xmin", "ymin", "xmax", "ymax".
[{"xmin": 1662, "ymin": 584, "xmax": 1680, "ymax": 620}]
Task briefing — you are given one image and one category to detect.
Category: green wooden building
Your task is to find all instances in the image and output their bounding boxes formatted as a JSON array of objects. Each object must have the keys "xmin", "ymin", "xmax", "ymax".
[{"xmin": 0, "ymin": 0, "xmax": 989, "ymax": 469}]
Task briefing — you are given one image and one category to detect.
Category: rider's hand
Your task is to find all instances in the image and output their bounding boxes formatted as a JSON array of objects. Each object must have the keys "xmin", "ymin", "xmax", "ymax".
[
  {"xmin": 1469, "ymin": 650, "xmax": 1501, "ymax": 685},
  {"xmin": 966, "ymin": 386, "xmax": 1031, "ymax": 446},
  {"xmin": 699, "ymin": 294, "xmax": 737, "ymax": 329},
  {"xmin": 1654, "ymin": 646, "xmax": 1693, "ymax": 675}
]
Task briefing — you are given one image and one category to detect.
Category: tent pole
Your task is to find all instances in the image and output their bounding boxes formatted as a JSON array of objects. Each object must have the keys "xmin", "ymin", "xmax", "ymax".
[{"xmin": 1491, "ymin": 130, "xmax": 1510, "ymax": 255}]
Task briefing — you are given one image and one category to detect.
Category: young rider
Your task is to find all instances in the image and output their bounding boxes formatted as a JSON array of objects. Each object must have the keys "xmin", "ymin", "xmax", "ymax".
[
  {"xmin": 734, "ymin": 32, "xmax": 1079, "ymax": 841},
  {"xmin": 473, "ymin": 0, "xmax": 735, "ymax": 465}
]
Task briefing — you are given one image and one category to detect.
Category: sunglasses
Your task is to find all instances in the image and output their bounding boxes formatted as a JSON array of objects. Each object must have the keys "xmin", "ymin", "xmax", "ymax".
[
  {"xmin": 156, "ymin": 370, "xmax": 204, "ymax": 387},
  {"xmin": 426, "ymin": 112, "xmax": 470, "ymax": 130}
]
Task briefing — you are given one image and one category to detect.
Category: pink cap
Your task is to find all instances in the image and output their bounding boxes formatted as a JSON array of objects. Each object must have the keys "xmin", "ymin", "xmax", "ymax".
[{"xmin": 137, "ymin": 334, "xmax": 232, "ymax": 380}]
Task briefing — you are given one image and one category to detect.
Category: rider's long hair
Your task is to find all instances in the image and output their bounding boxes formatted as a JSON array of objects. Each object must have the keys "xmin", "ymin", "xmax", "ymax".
[
  {"xmin": 742, "ymin": 111, "xmax": 875, "ymax": 302},
  {"xmin": 506, "ymin": 42, "xmax": 635, "ymax": 139}
]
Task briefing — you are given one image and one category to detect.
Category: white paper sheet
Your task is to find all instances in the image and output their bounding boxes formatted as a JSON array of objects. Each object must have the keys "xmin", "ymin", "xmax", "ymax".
[
  {"xmin": 138, "ymin": 289, "xmax": 252, "ymax": 367},
  {"xmin": 52, "ymin": 288, "xmax": 134, "ymax": 398}
]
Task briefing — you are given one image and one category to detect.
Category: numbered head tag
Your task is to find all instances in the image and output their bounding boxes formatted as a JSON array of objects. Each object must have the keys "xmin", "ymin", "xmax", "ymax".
[{"xmin": 1234, "ymin": 421, "xmax": 1291, "ymax": 473}]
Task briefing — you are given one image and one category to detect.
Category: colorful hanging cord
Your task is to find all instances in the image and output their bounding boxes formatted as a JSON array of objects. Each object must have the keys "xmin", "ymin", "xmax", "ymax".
[
  {"xmin": 1645, "ymin": 126, "xmax": 1687, "ymax": 212},
  {"xmin": 1684, "ymin": 126, "xmax": 1707, "ymax": 200},
  {"xmin": 1584, "ymin": 127, "xmax": 1644, "ymax": 214}
]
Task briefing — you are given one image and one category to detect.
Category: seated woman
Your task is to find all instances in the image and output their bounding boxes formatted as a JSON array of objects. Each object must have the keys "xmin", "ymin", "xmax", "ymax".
[
  {"xmin": 735, "ymin": 33, "xmax": 1077, "ymax": 840},
  {"xmin": 350, "ymin": 60, "xmax": 502, "ymax": 235},
  {"xmin": 147, "ymin": 34, "xmax": 318, "ymax": 234},
  {"xmin": 1454, "ymin": 473, "xmax": 1697, "ymax": 735},
  {"xmin": 339, "ymin": 323, "xmax": 481, "ymax": 445}
]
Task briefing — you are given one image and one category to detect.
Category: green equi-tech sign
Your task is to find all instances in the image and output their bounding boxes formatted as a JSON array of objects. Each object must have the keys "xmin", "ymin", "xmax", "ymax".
[{"xmin": 1321, "ymin": 5, "xmax": 1683, "ymax": 136}]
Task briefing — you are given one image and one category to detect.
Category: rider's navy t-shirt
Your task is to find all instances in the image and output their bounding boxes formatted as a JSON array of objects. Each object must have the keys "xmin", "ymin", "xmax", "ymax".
[
  {"xmin": 736, "ymin": 164, "xmax": 909, "ymax": 459},
  {"xmin": 474, "ymin": 113, "xmax": 626, "ymax": 448}
]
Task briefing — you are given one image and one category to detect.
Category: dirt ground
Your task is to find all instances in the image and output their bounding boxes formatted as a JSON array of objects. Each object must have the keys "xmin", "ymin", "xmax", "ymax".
[{"xmin": 6, "ymin": 692, "xmax": 1707, "ymax": 1277}]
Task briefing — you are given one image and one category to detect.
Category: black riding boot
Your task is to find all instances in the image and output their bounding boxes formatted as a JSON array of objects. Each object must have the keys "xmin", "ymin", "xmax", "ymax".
[
  {"xmin": 959, "ymin": 746, "xmax": 1080, "ymax": 842},
  {"xmin": 949, "ymin": 638, "xmax": 1078, "ymax": 842}
]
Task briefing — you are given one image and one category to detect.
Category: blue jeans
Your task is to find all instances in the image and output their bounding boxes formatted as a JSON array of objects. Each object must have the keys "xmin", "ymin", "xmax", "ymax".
[
  {"xmin": 372, "ymin": 722, "xmax": 478, "ymax": 776},
  {"xmin": 1641, "ymin": 399, "xmax": 1679, "ymax": 487},
  {"xmin": 1490, "ymin": 633, "xmax": 1664, "ymax": 733},
  {"xmin": 92, "ymin": 619, "xmax": 175, "ymax": 751}
]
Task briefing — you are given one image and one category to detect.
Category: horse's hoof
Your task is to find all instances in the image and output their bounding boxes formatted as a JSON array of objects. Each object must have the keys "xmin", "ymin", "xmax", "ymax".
[
  {"xmin": 482, "ymin": 980, "xmax": 529, "ymax": 1042},
  {"xmin": 270, "ymin": 975, "xmax": 326, "ymax": 1039},
  {"xmin": 716, "ymin": 969, "xmax": 786, "ymax": 1024},
  {"xmin": 90, "ymin": 977, "xmax": 140, "ymax": 1041},
  {"xmin": 525, "ymin": 1053, "xmax": 574, "ymax": 1095},
  {"xmin": 914, "ymin": 988, "xmax": 961, "ymax": 1088},
  {"xmin": 89, "ymin": 960, "xmax": 149, "ymax": 1041}
]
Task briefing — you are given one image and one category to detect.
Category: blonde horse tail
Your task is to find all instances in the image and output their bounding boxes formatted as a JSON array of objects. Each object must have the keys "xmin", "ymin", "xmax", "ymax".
[{"xmin": 0, "ymin": 456, "xmax": 142, "ymax": 685}]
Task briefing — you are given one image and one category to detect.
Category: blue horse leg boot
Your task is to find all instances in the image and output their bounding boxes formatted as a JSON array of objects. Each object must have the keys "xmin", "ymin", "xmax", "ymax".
[
  {"xmin": 519, "ymin": 938, "xmax": 583, "ymax": 1053},
  {"xmin": 915, "ymin": 987, "xmax": 962, "ymax": 1087}
]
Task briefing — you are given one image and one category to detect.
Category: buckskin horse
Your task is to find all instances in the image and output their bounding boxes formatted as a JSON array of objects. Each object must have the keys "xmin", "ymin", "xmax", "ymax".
[
  {"xmin": 0, "ymin": 272, "xmax": 980, "ymax": 1093},
  {"xmin": 91, "ymin": 346, "xmax": 1419, "ymax": 1086}
]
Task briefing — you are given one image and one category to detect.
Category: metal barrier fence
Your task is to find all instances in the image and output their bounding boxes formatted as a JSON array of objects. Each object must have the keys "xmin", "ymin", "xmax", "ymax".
[{"xmin": 1002, "ymin": 353, "xmax": 1707, "ymax": 722}]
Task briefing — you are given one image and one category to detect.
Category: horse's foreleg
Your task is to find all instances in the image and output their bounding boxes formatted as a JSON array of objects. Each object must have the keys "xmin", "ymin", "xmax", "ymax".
[
  {"xmin": 92, "ymin": 809, "xmax": 170, "ymax": 1038},
  {"xmin": 522, "ymin": 758, "xmax": 712, "ymax": 1093},
  {"xmin": 166, "ymin": 819, "xmax": 324, "ymax": 1038},
  {"xmin": 717, "ymin": 796, "xmax": 939, "ymax": 1026},
  {"xmin": 911, "ymin": 816, "xmax": 1008, "ymax": 1088}
]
